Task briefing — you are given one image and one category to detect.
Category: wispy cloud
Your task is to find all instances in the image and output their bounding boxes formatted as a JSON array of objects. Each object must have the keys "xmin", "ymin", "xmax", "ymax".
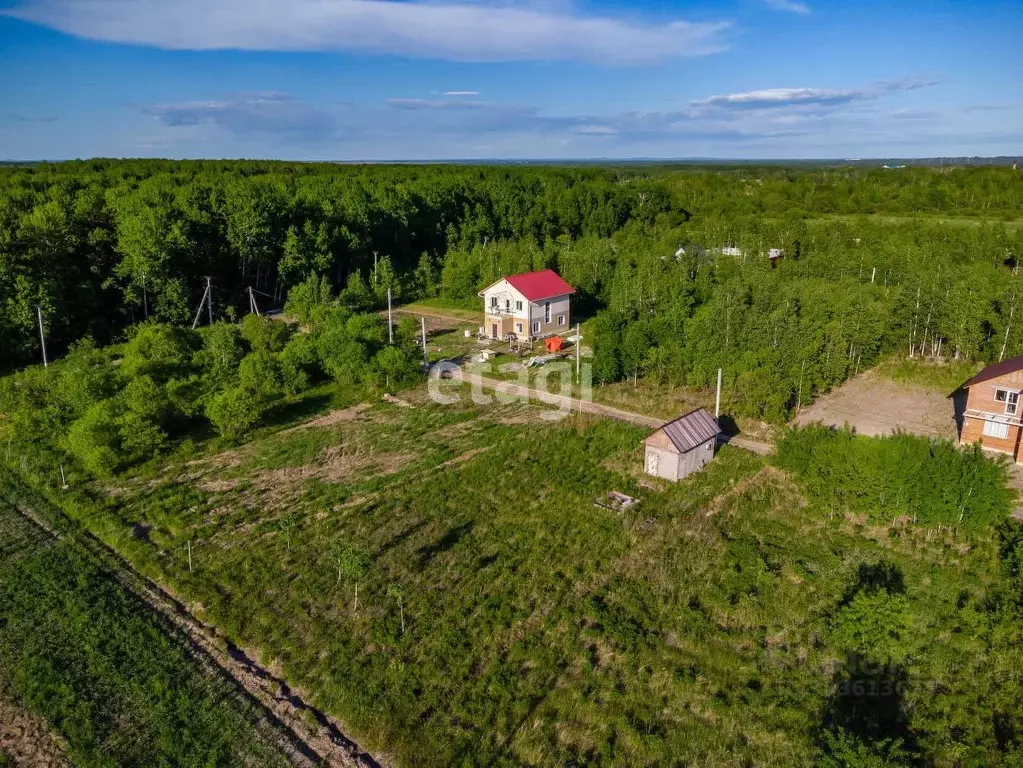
[
  {"xmin": 387, "ymin": 98, "xmax": 492, "ymax": 111},
  {"xmin": 138, "ymin": 75, "xmax": 951, "ymax": 155},
  {"xmin": 692, "ymin": 78, "xmax": 937, "ymax": 112},
  {"xmin": 144, "ymin": 93, "xmax": 337, "ymax": 139},
  {"xmin": 442, "ymin": 91, "xmax": 479, "ymax": 97},
  {"xmin": 5, "ymin": 114, "xmax": 59, "ymax": 123},
  {"xmin": 764, "ymin": 0, "xmax": 810, "ymax": 14},
  {"xmin": 4, "ymin": 0, "xmax": 729, "ymax": 64}
]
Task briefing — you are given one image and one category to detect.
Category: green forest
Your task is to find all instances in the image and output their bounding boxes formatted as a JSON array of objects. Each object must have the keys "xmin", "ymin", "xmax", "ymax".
[{"xmin": 2, "ymin": 160, "xmax": 1021, "ymax": 423}]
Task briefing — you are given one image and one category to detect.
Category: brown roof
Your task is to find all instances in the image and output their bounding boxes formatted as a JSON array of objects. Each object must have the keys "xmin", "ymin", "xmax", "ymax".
[
  {"xmin": 649, "ymin": 408, "xmax": 721, "ymax": 453},
  {"xmin": 963, "ymin": 355, "xmax": 1023, "ymax": 388}
]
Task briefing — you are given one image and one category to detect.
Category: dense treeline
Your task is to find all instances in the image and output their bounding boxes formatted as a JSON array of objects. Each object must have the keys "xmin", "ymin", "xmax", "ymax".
[
  {"xmin": 1, "ymin": 160, "xmax": 1019, "ymax": 366},
  {"xmin": 441, "ymin": 214, "xmax": 1022, "ymax": 419},
  {"xmin": 2, "ymin": 160, "xmax": 1022, "ymax": 421}
]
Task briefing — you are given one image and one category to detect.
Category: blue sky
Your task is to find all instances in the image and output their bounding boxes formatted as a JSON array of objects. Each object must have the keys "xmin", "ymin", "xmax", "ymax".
[{"xmin": 1, "ymin": 0, "xmax": 1020, "ymax": 160}]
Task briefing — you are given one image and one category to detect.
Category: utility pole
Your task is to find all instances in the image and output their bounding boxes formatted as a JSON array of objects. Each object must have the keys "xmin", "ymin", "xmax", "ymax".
[
  {"xmin": 575, "ymin": 322, "xmax": 581, "ymax": 383},
  {"xmin": 36, "ymin": 305, "xmax": 48, "ymax": 367},
  {"xmin": 420, "ymin": 317, "xmax": 428, "ymax": 370},
  {"xmin": 205, "ymin": 276, "xmax": 214, "ymax": 326},
  {"xmin": 192, "ymin": 279, "xmax": 211, "ymax": 329},
  {"xmin": 387, "ymin": 287, "xmax": 394, "ymax": 344},
  {"xmin": 141, "ymin": 271, "xmax": 149, "ymax": 319},
  {"xmin": 187, "ymin": 540, "xmax": 192, "ymax": 573},
  {"xmin": 373, "ymin": 251, "xmax": 379, "ymax": 285},
  {"xmin": 248, "ymin": 286, "xmax": 260, "ymax": 316},
  {"xmin": 796, "ymin": 360, "xmax": 806, "ymax": 413},
  {"xmin": 715, "ymin": 368, "xmax": 722, "ymax": 421}
]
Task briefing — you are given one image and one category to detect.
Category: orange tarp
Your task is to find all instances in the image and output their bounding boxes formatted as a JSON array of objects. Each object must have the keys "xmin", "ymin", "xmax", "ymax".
[{"xmin": 545, "ymin": 336, "xmax": 564, "ymax": 353}]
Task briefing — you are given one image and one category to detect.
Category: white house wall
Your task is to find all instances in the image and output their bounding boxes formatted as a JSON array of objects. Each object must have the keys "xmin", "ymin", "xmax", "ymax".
[{"xmin": 482, "ymin": 280, "xmax": 530, "ymax": 322}]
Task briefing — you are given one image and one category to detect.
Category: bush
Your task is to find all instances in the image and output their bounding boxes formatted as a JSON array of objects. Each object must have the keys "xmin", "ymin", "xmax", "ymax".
[
  {"xmin": 205, "ymin": 386, "xmax": 263, "ymax": 437},
  {"xmin": 776, "ymin": 425, "xmax": 1013, "ymax": 531},
  {"xmin": 241, "ymin": 314, "xmax": 293, "ymax": 354},
  {"xmin": 284, "ymin": 274, "xmax": 334, "ymax": 324}
]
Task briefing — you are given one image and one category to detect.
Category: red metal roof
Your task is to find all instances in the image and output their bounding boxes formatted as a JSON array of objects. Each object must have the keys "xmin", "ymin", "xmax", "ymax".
[
  {"xmin": 963, "ymin": 355, "xmax": 1023, "ymax": 388},
  {"xmin": 503, "ymin": 269, "xmax": 575, "ymax": 302},
  {"xmin": 654, "ymin": 408, "xmax": 721, "ymax": 453}
]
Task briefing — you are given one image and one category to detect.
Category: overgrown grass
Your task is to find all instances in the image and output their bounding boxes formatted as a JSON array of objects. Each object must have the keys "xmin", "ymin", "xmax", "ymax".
[
  {"xmin": 876, "ymin": 355, "xmax": 982, "ymax": 394},
  {"xmin": 15, "ymin": 388, "xmax": 1023, "ymax": 766},
  {"xmin": 0, "ymin": 476, "xmax": 293, "ymax": 767},
  {"xmin": 400, "ymin": 297, "xmax": 482, "ymax": 320}
]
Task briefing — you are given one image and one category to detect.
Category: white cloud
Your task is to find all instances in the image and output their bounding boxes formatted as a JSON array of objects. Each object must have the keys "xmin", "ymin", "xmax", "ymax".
[
  {"xmin": 442, "ymin": 91, "xmax": 480, "ymax": 97},
  {"xmin": 4, "ymin": 0, "xmax": 729, "ymax": 64},
  {"xmin": 693, "ymin": 87, "xmax": 868, "ymax": 110},
  {"xmin": 764, "ymin": 0, "xmax": 810, "ymax": 14},
  {"xmin": 692, "ymin": 79, "xmax": 937, "ymax": 112}
]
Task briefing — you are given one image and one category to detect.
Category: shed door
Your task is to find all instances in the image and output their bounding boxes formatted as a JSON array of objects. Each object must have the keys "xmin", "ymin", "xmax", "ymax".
[
  {"xmin": 491, "ymin": 323, "xmax": 498, "ymax": 338},
  {"xmin": 646, "ymin": 450, "xmax": 659, "ymax": 475}
]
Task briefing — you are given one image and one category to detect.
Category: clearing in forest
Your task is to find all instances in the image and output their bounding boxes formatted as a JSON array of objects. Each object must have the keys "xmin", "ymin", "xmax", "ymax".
[
  {"xmin": 71, "ymin": 382, "xmax": 1013, "ymax": 767},
  {"xmin": 792, "ymin": 366, "xmax": 961, "ymax": 440}
]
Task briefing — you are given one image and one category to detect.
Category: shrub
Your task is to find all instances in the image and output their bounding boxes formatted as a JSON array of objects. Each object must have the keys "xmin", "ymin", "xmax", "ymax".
[{"xmin": 776, "ymin": 425, "xmax": 1012, "ymax": 531}]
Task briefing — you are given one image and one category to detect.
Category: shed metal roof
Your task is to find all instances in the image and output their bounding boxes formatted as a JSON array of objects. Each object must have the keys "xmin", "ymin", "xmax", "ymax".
[{"xmin": 652, "ymin": 408, "xmax": 721, "ymax": 454}]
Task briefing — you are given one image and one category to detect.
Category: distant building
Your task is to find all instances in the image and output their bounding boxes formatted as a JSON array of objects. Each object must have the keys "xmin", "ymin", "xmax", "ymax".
[
  {"xmin": 644, "ymin": 408, "xmax": 721, "ymax": 481},
  {"xmin": 960, "ymin": 356, "xmax": 1023, "ymax": 462},
  {"xmin": 768, "ymin": 248, "xmax": 785, "ymax": 261},
  {"xmin": 478, "ymin": 269, "xmax": 574, "ymax": 341}
]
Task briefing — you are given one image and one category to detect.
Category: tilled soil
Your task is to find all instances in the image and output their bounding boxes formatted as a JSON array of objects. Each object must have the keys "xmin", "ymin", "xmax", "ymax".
[{"xmin": 0, "ymin": 684, "xmax": 69, "ymax": 768}]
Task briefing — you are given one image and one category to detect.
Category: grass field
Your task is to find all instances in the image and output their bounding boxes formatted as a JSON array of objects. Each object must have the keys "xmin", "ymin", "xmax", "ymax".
[
  {"xmin": 803, "ymin": 214, "xmax": 1023, "ymax": 230},
  {"xmin": 19, "ymin": 380, "xmax": 1016, "ymax": 766},
  {"xmin": 0, "ymin": 476, "xmax": 297, "ymax": 767}
]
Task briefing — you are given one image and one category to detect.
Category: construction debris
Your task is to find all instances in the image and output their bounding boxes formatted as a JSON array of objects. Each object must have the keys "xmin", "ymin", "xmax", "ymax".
[{"xmin": 593, "ymin": 490, "xmax": 639, "ymax": 512}]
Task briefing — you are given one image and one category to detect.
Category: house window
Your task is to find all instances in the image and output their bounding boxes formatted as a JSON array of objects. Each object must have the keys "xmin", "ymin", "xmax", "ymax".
[
  {"xmin": 516, "ymin": 300, "xmax": 523, "ymax": 311},
  {"xmin": 505, "ymin": 299, "xmax": 510, "ymax": 311},
  {"xmin": 558, "ymin": 315, "xmax": 566, "ymax": 326},
  {"xmin": 544, "ymin": 302, "xmax": 551, "ymax": 323},
  {"xmin": 996, "ymin": 388, "xmax": 1019, "ymax": 415},
  {"xmin": 515, "ymin": 322, "xmax": 522, "ymax": 333},
  {"xmin": 490, "ymin": 296, "xmax": 498, "ymax": 309},
  {"xmin": 984, "ymin": 420, "xmax": 1010, "ymax": 439},
  {"xmin": 532, "ymin": 321, "xmax": 540, "ymax": 334}
]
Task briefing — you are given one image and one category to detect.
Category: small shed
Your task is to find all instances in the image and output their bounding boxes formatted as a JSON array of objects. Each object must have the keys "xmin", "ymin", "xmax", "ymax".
[{"xmin": 644, "ymin": 408, "xmax": 721, "ymax": 481}]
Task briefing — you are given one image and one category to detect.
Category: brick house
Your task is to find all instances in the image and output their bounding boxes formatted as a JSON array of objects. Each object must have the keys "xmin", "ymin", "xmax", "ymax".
[
  {"xmin": 478, "ymin": 269, "xmax": 574, "ymax": 341},
  {"xmin": 960, "ymin": 355, "xmax": 1023, "ymax": 462}
]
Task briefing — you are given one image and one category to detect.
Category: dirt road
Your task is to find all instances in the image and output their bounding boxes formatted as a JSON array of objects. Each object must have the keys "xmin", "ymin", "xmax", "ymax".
[
  {"xmin": 6, "ymin": 494, "xmax": 383, "ymax": 768},
  {"xmin": 447, "ymin": 369, "xmax": 773, "ymax": 456}
]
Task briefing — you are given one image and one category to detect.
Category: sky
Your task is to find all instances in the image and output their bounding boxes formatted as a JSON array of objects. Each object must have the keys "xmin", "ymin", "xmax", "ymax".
[{"xmin": 0, "ymin": 0, "xmax": 1020, "ymax": 161}]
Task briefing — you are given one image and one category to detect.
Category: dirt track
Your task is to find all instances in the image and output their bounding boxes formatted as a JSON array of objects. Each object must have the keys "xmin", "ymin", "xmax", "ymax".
[{"xmin": 447, "ymin": 369, "xmax": 773, "ymax": 456}]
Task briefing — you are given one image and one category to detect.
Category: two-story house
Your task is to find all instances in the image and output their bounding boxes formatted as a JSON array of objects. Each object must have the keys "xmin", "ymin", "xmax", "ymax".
[
  {"xmin": 478, "ymin": 269, "xmax": 574, "ymax": 341},
  {"xmin": 960, "ymin": 355, "xmax": 1023, "ymax": 462}
]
